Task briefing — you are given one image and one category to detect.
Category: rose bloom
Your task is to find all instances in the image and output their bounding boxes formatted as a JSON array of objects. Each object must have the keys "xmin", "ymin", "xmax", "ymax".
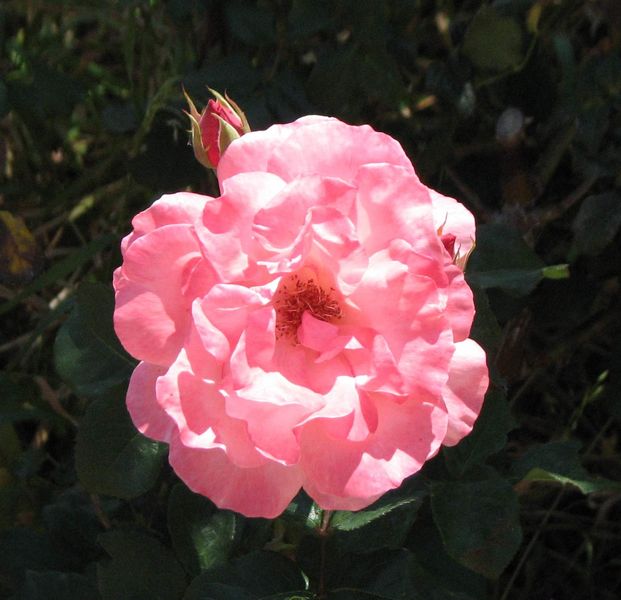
[{"xmin": 113, "ymin": 116, "xmax": 488, "ymax": 518}]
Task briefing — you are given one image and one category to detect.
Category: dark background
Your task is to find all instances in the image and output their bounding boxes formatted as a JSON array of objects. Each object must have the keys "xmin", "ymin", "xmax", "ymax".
[{"xmin": 1, "ymin": 1, "xmax": 620, "ymax": 599}]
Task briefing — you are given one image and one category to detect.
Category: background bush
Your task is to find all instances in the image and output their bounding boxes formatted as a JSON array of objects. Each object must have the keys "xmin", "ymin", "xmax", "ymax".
[{"xmin": 1, "ymin": 1, "xmax": 620, "ymax": 598}]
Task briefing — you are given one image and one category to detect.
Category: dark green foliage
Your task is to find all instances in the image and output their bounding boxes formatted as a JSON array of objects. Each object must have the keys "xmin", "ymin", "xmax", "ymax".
[
  {"xmin": 75, "ymin": 394, "xmax": 166, "ymax": 499},
  {"xmin": 1, "ymin": 1, "xmax": 621, "ymax": 599}
]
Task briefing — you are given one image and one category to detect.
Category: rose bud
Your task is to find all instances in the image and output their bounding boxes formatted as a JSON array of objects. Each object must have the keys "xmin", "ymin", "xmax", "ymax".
[{"xmin": 184, "ymin": 88, "xmax": 250, "ymax": 169}]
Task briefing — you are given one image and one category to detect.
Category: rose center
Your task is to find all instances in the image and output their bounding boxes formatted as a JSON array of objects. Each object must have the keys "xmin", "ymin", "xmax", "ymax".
[{"xmin": 274, "ymin": 271, "xmax": 342, "ymax": 340}]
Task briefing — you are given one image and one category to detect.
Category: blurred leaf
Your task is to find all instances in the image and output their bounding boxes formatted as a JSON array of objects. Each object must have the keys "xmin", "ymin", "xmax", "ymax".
[
  {"xmin": 129, "ymin": 111, "xmax": 203, "ymax": 192},
  {"xmin": 183, "ymin": 55, "xmax": 261, "ymax": 100},
  {"xmin": 0, "ymin": 234, "xmax": 115, "ymax": 317},
  {"xmin": 513, "ymin": 440, "xmax": 587, "ymax": 481},
  {"xmin": 443, "ymin": 388, "xmax": 515, "ymax": 477},
  {"xmin": 431, "ymin": 477, "xmax": 522, "ymax": 579},
  {"xmin": 330, "ymin": 490, "xmax": 426, "ymax": 554},
  {"xmin": 0, "ymin": 210, "xmax": 42, "ymax": 286},
  {"xmin": 0, "ymin": 373, "xmax": 51, "ymax": 425},
  {"xmin": 42, "ymin": 489, "xmax": 103, "ymax": 568},
  {"xmin": 0, "ymin": 423, "xmax": 21, "ymax": 468},
  {"xmin": 186, "ymin": 551, "xmax": 306, "ymax": 599},
  {"xmin": 287, "ymin": 0, "xmax": 334, "ymax": 38},
  {"xmin": 469, "ymin": 287, "xmax": 502, "ymax": 356},
  {"xmin": 8, "ymin": 64, "xmax": 84, "ymax": 120},
  {"xmin": 0, "ymin": 78, "xmax": 8, "ymax": 117},
  {"xmin": 570, "ymin": 192, "xmax": 621, "ymax": 258},
  {"xmin": 266, "ymin": 70, "xmax": 315, "ymax": 123},
  {"xmin": 307, "ymin": 46, "xmax": 359, "ymax": 114},
  {"xmin": 223, "ymin": 0, "xmax": 275, "ymax": 45},
  {"xmin": 168, "ymin": 483, "xmax": 239, "ymax": 576},
  {"xmin": 97, "ymin": 529, "xmax": 186, "ymax": 600},
  {"xmin": 183, "ymin": 581, "xmax": 255, "ymax": 600},
  {"xmin": 425, "ymin": 60, "xmax": 472, "ymax": 112},
  {"xmin": 0, "ymin": 528, "xmax": 65, "ymax": 589},
  {"xmin": 463, "ymin": 7, "xmax": 524, "ymax": 72},
  {"xmin": 102, "ymin": 101, "xmax": 138, "ymax": 133},
  {"xmin": 54, "ymin": 282, "xmax": 134, "ymax": 397},
  {"xmin": 513, "ymin": 440, "xmax": 621, "ymax": 494},
  {"xmin": 75, "ymin": 394, "xmax": 166, "ymax": 499},
  {"xmin": 16, "ymin": 571, "xmax": 99, "ymax": 600}
]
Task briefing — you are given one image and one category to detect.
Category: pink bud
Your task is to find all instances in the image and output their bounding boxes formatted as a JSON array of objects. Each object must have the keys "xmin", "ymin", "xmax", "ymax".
[
  {"xmin": 441, "ymin": 233, "xmax": 457, "ymax": 257},
  {"xmin": 184, "ymin": 89, "xmax": 250, "ymax": 170},
  {"xmin": 200, "ymin": 99, "xmax": 245, "ymax": 167}
]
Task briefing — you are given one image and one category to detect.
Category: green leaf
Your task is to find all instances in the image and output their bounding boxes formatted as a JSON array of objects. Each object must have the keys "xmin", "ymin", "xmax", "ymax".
[
  {"xmin": 541, "ymin": 264, "xmax": 570, "ymax": 280},
  {"xmin": 463, "ymin": 7, "xmax": 524, "ymax": 72},
  {"xmin": 443, "ymin": 387, "xmax": 515, "ymax": 477},
  {"xmin": 97, "ymin": 529, "xmax": 187, "ymax": 600},
  {"xmin": 283, "ymin": 490, "xmax": 323, "ymax": 530},
  {"xmin": 186, "ymin": 551, "xmax": 306, "ymax": 599},
  {"xmin": 409, "ymin": 512, "xmax": 487, "ymax": 599},
  {"xmin": 513, "ymin": 440, "xmax": 621, "ymax": 494},
  {"xmin": 431, "ymin": 477, "xmax": 522, "ymax": 579},
  {"xmin": 467, "ymin": 224, "xmax": 548, "ymax": 296},
  {"xmin": 75, "ymin": 394, "xmax": 166, "ymax": 499},
  {"xmin": 54, "ymin": 282, "xmax": 135, "ymax": 397},
  {"xmin": 16, "ymin": 571, "xmax": 99, "ymax": 600},
  {"xmin": 328, "ymin": 549, "xmax": 476, "ymax": 600},
  {"xmin": 168, "ymin": 483, "xmax": 239, "ymax": 575},
  {"xmin": 330, "ymin": 490, "xmax": 426, "ymax": 554},
  {"xmin": 570, "ymin": 192, "xmax": 621, "ymax": 258}
]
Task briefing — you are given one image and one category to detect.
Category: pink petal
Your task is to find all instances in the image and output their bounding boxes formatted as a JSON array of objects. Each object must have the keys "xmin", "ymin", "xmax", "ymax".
[
  {"xmin": 267, "ymin": 120, "xmax": 415, "ymax": 182},
  {"xmin": 429, "ymin": 189, "xmax": 476, "ymax": 258},
  {"xmin": 441, "ymin": 339, "xmax": 489, "ymax": 446},
  {"xmin": 114, "ymin": 224, "xmax": 207, "ymax": 365},
  {"xmin": 348, "ymin": 246, "xmax": 456, "ymax": 397},
  {"xmin": 121, "ymin": 192, "xmax": 207, "ymax": 254},
  {"xmin": 197, "ymin": 172, "xmax": 286, "ymax": 282},
  {"xmin": 126, "ymin": 362, "xmax": 175, "ymax": 442},
  {"xmin": 168, "ymin": 436, "xmax": 303, "ymax": 518},
  {"xmin": 355, "ymin": 164, "xmax": 442, "ymax": 259},
  {"xmin": 299, "ymin": 396, "xmax": 447, "ymax": 503},
  {"xmin": 156, "ymin": 350, "xmax": 264, "ymax": 468},
  {"xmin": 216, "ymin": 116, "xmax": 336, "ymax": 182},
  {"xmin": 444, "ymin": 265, "xmax": 475, "ymax": 342}
]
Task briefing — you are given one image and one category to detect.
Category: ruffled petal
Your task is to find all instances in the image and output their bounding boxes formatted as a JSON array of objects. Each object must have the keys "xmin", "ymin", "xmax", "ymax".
[
  {"xmin": 114, "ymin": 224, "xmax": 210, "ymax": 365},
  {"xmin": 126, "ymin": 361, "xmax": 175, "ymax": 442},
  {"xmin": 429, "ymin": 189, "xmax": 476, "ymax": 259},
  {"xmin": 168, "ymin": 437, "xmax": 304, "ymax": 518},
  {"xmin": 441, "ymin": 339, "xmax": 489, "ymax": 446},
  {"xmin": 299, "ymin": 396, "xmax": 447, "ymax": 505}
]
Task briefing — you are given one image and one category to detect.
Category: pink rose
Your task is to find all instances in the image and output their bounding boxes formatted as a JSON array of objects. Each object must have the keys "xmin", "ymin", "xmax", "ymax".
[{"xmin": 113, "ymin": 116, "xmax": 488, "ymax": 518}]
